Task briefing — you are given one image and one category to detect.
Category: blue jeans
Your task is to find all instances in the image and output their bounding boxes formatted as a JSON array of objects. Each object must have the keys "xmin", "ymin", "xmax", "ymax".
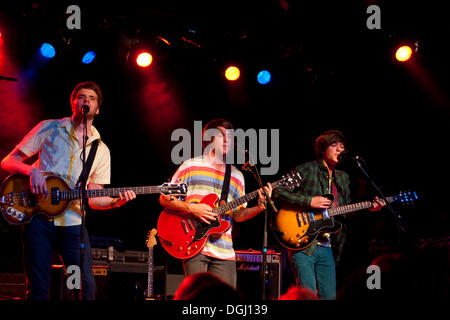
[
  {"xmin": 290, "ymin": 246, "xmax": 336, "ymax": 300},
  {"xmin": 23, "ymin": 217, "xmax": 96, "ymax": 300}
]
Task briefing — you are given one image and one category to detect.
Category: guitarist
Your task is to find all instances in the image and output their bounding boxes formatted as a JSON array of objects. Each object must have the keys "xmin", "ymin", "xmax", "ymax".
[
  {"xmin": 272, "ymin": 130, "xmax": 385, "ymax": 299},
  {"xmin": 1, "ymin": 81, "xmax": 136, "ymax": 299},
  {"xmin": 159, "ymin": 119, "xmax": 272, "ymax": 288}
]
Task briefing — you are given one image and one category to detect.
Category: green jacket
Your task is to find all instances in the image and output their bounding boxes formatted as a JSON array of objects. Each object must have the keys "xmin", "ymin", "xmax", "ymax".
[{"xmin": 273, "ymin": 160, "xmax": 351, "ymax": 259}]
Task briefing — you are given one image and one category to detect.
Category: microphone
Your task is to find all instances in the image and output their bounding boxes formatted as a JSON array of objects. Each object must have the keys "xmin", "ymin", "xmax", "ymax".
[
  {"xmin": 338, "ymin": 151, "xmax": 362, "ymax": 162},
  {"xmin": 82, "ymin": 105, "xmax": 90, "ymax": 113},
  {"xmin": 236, "ymin": 147, "xmax": 256, "ymax": 171}
]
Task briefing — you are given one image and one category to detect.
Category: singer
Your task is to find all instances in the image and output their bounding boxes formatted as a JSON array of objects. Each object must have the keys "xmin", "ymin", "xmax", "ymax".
[
  {"xmin": 0, "ymin": 81, "xmax": 136, "ymax": 300},
  {"xmin": 159, "ymin": 118, "xmax": 271, "ymax": 288},
  {"xmin": 272, "ymin": 130, "xmax": 385, "ymax": 299}
]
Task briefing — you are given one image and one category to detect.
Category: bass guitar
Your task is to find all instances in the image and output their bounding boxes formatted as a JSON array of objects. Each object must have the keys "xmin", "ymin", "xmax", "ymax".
[
  {"xmin": 0, "ymin": 174, "xmax": 188, "ymax": 225},
  {"xmin": 271, "ymin": 191, "xmax": 418, "ymax": 250},
  {"xmin": 157, "ymin": 171, "xmax": 302, "ymax": 259}
]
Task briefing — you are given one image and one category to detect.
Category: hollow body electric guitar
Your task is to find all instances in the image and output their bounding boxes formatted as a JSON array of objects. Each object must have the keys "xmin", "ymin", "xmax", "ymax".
[
  {"xmin": 157, "ymin": 171, "xmax": 302, "ymax": 259},
  {"xmin": 0, "ymin": 174, "xmax": 188, "ymax": 225},
  {"xmin": 272, "ymin": 191, "xmax": 418, "ymax": 250}
]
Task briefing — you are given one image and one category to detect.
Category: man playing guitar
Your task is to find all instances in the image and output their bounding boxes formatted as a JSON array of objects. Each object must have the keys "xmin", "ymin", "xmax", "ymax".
[
  {"xmin": 272, "ymin": 130, "xmax": 385, "ymax": 299},
  {"xmin": 159, "ymin": 119, "xmax": 272, "ymax": 288},
  {"xmin": 1, "ymin": 81, "xmax": 136, "ymax": 299}
]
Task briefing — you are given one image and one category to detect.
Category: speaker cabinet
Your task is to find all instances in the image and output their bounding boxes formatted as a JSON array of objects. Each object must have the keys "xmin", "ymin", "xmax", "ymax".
[
  {"xmin": 0, "ymin": 273, "xmax": 26, "ymax": 300},
  {"xmin": 235, "ymin": 250, "xmax": 282, "ymax": 300}
]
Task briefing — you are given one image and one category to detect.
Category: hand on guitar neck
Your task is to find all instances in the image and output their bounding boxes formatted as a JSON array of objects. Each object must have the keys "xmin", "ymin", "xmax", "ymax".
[
  {"xmin": 368, "ymin": 196, "xmax": 386, "ymax": 212},
  {"xmin": 28, "ymin": 167, "xmax": 137, "ymax": 210}
]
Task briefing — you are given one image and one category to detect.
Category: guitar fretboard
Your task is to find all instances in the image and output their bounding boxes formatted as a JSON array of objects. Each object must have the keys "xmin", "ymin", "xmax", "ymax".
[
  {"xmin": 147, "ymin": 247, "xmax": 154, "ymax": 298},
  {"xmin": 61, "ymin": 186, "xmax": 161, "ymax": 200},
  {"xmin": 212, "ymin": 178, "xmax": 286, "ymax": 216},
  {"xmin": 329, "ymin": 196, "xmax": 394, "ymax": 216}
]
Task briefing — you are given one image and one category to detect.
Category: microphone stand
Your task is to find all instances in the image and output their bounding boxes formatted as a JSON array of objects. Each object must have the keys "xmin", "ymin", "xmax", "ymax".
[
  {"xmin": 242, "ymin": 161, "xmax": 277, "ymax": 300},
  {"xmin": 79, "ymin": 108, "xmax": 89, "ymax": 300},
  {"xmin": 353, "ymin": 157, "xmax": 407, "ymax": 234}
]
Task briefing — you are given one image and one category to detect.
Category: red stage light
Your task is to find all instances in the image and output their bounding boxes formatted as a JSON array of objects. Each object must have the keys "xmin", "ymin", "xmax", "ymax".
[
  {"xmin": 136, "ymin": 51, "xmax": 153, "ymax": 68},
  {"xmin": 395, "ymin": 45, "xmax": 413, "ymax": 62}
]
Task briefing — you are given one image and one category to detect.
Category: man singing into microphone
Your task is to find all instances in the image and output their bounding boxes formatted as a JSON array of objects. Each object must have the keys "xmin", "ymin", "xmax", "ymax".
[
  {"xmin": 272, "ymin": 130, "xmax": 385, "ymax": 299},
  {"xmin": 1, "ymin": 81, "xmax": 136, "ymax": 300}
]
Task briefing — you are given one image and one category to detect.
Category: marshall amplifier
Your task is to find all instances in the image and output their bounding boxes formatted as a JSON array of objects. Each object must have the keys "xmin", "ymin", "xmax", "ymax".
[{"xmin": 235, "ymin": 249, "xmax": 282, "ymax": 300}]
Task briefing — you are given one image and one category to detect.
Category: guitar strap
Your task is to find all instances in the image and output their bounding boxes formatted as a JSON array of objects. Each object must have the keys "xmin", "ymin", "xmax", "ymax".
[
  {"xmin": 219, "ymin": 164, "xmax": 232, "ymax": 203},
  {"xmin": 76, "ymin": 139, "xmax": 99, "ymax": 187}
]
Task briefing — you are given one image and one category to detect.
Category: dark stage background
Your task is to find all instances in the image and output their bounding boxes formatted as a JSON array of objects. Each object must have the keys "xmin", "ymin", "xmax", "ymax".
[{"xmin": 0, "ymin": 1, "xmax": 448, "ymax": 297}]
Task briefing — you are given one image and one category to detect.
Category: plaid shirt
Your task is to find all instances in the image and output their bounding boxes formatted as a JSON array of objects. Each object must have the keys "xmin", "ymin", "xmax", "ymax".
[{"xmin": 273, "ymin": 160, "xmax": 351, "ymax": 256}]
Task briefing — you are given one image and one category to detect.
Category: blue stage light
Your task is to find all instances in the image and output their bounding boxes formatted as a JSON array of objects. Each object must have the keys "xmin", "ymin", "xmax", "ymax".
[
  {"xmin": 257, "ymin": 70, "xmax": 271, "ymax": 85},
  {"xmin": 40, "ymin": 43, "xmax": 56, "ymax": 58},
  {"xmin": 82, "ymin": 51, "xmax": 96, "ymax": 64}
]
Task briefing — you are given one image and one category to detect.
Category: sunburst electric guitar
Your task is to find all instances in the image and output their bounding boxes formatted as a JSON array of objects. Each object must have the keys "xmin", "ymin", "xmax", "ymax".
[
  {"xmin": 157, "ymin": 171, "xmax": 302, "ymax": 259},
  {"xmin": 0, "ymin": 174, "xmax": 188, "ymax": 225},
  {"xmin": 271, "ymin": 191, "xmax": 418, "ymax": 250}
]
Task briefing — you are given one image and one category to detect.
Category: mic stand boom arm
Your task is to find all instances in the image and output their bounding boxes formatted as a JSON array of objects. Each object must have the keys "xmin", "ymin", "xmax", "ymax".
[{"xmin": 354, "ymin": 157, "xmax": 407, "ymax": 233}]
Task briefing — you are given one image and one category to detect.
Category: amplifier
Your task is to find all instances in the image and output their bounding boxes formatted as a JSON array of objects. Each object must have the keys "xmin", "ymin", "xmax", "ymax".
[
  {"xmin": 0, "ymin": 273, "xmax": 26, "ymax": 300},
  {"xmin": 91, "ymin": 247, "xmax": 148, "ymax": 273},
  {"xmin": 90, "ymin": 247, "xmax": 165, "ymax": 300},
  {"xmin": 235, "ymin": 249, "xmax": 282, "ymax": 300}
]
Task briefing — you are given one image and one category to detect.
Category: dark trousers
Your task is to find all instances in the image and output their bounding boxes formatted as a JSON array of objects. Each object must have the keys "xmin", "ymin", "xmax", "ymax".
[
  {"xmin": 23, "ymin": 217, "xmax": 96, "ymax": 300},
  {"xmin": 183, "ymin": 253, "xmax": 237, "ymax": 288}
]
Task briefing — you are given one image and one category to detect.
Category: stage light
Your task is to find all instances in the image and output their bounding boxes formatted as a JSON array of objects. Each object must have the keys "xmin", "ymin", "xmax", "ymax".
[
  {"xmin": 40, "ymin": 43, "xmax": 56, "ymax": 59},
  {"xmin": 395, "ymin": 45, "xmax": 413, "ymax": 62},
  {"xmin": 257, "ymin": 70, "xmax": 271, "ymax": 85},
  {"xmin": 136, "ymin": 51, "xmax": 153, "ymax": 68},
  {"xmin": 225, "ymin": 66, "xmax": 240, "ymax": 81},
  {"xmin": 82, "ymin": 51, "xmax": 96, "ymax": 64}
]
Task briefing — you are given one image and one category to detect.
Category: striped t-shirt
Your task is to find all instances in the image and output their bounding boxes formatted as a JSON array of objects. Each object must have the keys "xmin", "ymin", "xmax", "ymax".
[{"xmin": 170, "ymin": 156, "xmax": 246, "ymax": 260}]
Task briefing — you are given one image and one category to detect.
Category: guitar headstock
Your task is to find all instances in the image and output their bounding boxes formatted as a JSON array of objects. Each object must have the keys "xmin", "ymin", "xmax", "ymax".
[
  {"xmin": 159, "ymin": 182, "xmax": 188, "ymax": 195},
  {"xmin": 392, "ymin": 190, "xmax": 418, "ymax": 206},
  {"xmin": 146, "ymin": 228, "xmax": 158, "ymax": 249},
  {"xmin": 277, "ymin": 170, "xmax": 302, "ymax": 191}
]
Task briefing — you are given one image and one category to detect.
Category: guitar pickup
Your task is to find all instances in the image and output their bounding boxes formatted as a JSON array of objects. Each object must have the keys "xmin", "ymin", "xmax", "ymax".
[
  {"xmin": 181, "ymin": 220, "xmax": 189, "ymax": 234},
  {"xmin": 51, "ymin": 187, "xmax": 60, "ymax": 205},
  {"xmin": 296, "ymin": 212, "xmax": 302, "ymax": 226},
  {"xmin": 187, "ymin": 219, "xmax": 194, "ymax": 230}
]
